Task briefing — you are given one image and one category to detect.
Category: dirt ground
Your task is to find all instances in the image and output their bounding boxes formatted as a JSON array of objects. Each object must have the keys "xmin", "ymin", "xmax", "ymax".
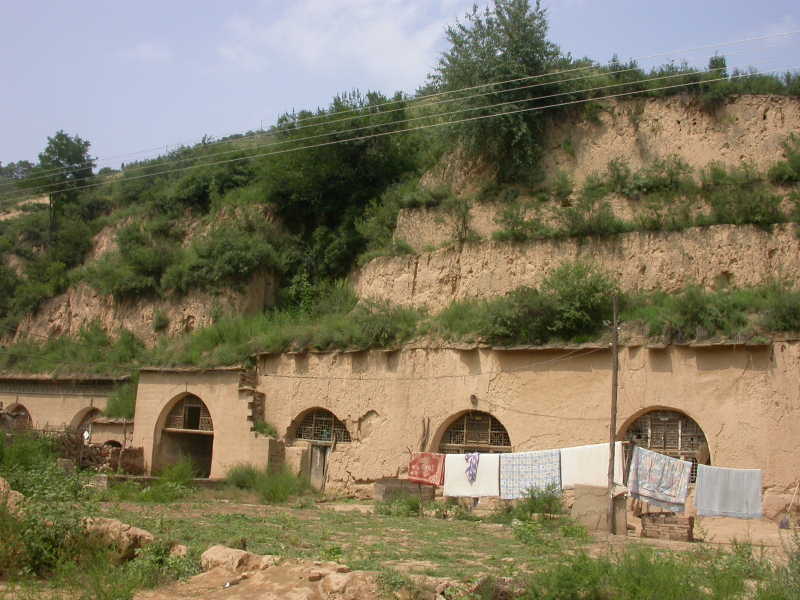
[{"xmin": 123, "ymin": 500, "xmax": 793, "ymax": 600}]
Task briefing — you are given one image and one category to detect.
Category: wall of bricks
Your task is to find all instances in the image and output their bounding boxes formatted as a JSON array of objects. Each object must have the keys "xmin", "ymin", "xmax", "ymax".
[
  {"xmin": 640, "ymin": 513, "xmax": 694, "ymax": 541},
  {"xmin": 267, "ymin": 438, "xmax": 286, "ymax": 474},
  {"xmin": 374, "ymin": 478, "xmax": 436, "ymax": 502}
]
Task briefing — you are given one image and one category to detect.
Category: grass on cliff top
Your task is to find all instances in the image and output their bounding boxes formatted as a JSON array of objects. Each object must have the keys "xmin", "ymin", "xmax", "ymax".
[{"xmin": 3, "ymin": 271, "xmax": 800, "ymax": 382}]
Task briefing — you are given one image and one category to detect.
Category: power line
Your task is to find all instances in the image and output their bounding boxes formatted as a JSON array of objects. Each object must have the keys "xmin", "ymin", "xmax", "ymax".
[
  {"xmin": 2, "ymin": 58, "xmax": 795, "ymax": 207},
  {"xmin": 4, "ymin": 30, "xmax": 798, "ymax": 186}
]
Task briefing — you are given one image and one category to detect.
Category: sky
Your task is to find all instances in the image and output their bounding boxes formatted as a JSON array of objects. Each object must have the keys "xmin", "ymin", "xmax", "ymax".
[{"xmin": 1, "ymin": 0, "xmax": 798, "ymax": 169}]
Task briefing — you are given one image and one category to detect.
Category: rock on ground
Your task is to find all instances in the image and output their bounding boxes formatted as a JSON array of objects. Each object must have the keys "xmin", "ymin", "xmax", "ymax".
[{"xmin": 85, "ymin": 517, "xmax": 155, "ymax": 560}]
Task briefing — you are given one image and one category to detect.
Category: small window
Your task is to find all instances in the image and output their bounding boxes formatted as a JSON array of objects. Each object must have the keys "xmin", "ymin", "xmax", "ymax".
[
  {"xmin": 438, "ymin": 412, "xmax": 511, "ymax": 454},
  {"xmin": 165, "ymin": 396, "xmax": 213, "ymax": 431},
  {"xmin": 294, "ymin": 409, "xmax": 351, "ymax": 443}
]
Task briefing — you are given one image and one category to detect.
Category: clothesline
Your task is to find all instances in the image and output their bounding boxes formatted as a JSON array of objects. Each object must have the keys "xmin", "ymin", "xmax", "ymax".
[{"xmin": 406, "ymin": 444, "xmax": 764, "ymax": 520}]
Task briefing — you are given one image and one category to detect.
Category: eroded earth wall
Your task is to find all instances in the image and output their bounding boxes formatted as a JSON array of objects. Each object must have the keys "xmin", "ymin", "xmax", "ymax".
[
  {"xmin": 352, "ymin": 224, "xmax": 800, "ymax": 312},
  {"xmin": 258, "ymin": 342, "xmax": 800, "ymax": 517}
]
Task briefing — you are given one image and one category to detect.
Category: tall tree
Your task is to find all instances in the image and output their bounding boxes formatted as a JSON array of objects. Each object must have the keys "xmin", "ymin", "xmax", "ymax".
[
  {"xmin": 429, "ymin": 0, "xmax": 570, "ymax": 181},
  {"xmin": 22, "ymin": 131, "xmax": 95, "ymax": 245}
]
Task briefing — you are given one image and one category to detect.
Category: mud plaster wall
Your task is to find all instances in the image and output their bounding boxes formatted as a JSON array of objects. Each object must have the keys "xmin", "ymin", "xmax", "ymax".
[
  {"xmin": 132, "ymin": 370, "xmax": 275, "ymax": 479},
  {"xmin": 0, "ymin": 388, "xmax": 108, "ymax": 431},
  {"xmin": 352, "ymin": 224, "xmax": 800, "ymax": 312},
  {"xmin": 257, "ymin": 343, "xmax": 800, "ymax": 514}
]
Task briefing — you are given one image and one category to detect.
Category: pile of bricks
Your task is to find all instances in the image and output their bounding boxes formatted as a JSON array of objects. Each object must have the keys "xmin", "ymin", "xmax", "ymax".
[
  {"xmin": 374, "ymin": 478, "xmax": 436, "ymax": 502},
  {"xmin": 640, "ymin": 513, "xmax": 694, "ymax": 541}
]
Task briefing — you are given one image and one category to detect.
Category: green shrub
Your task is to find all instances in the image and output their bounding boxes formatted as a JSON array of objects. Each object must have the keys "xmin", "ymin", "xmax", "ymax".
[
  {"xmin": 550, "ymin": 170, "xmax": 574, "ymax": 203},
  {"xmin": 374, "ymin": 495, "xmax": 422, "ymax": 517},
  {"xmin": 481, "ymin": 287, "xmax": 555, "ymax": 346},
  {"xmin": 104, "ymin": 376, "xmax": 138, "ymax": 419},
  {"xmin": 634, "ymin": 193, "xmax": 695, "ymax": 231},
  {"xmin": 764, "ymin": 288, "xmax": 800, "ymax": 332},
  {"xmin": 224, "ymin": 462, "xmax": 312, "ymax": 504},
  {"xmin": 552, "ymin": 190, "xmax": 631, "ymax": 238},
  {"xmin": 768, "ymin": 135, "xmax": 800, "ymax": 184},
  {"xmin": 251, "ymin": 419, "xmax": 278, "ymax": 437},
  {"xmin": 631, "ymin": 155, "xmax": 697, "ymax": 196},
  {"xmin": 543, "ymin": 260, "xmax": 617, "ymax": 339},
  {"xmin": 493, "ymin": 201, "xmax": 551, "ymax": 242},
  {"xmin": 152, "ymin": 310, "xmax": 170, "ymax": 333},
  {"xmin": 437, "ymin": 195, "xmax": 474, "ymax": 244},
  {"xmin": 354, "ymin": 300, "xmax": 419, "ymax": 348},
  {"xmin": 704, "ymin": 186, "xmax": 785, "ymax": 229}
]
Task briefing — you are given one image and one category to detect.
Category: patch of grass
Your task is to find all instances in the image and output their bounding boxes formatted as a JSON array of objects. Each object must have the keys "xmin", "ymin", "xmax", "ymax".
[
  {"xmin": 251, "ymin": 419, "xmax": 278, "ymax": 437},
  {"xmin": 225, "ymin": 462, "xmax": 313, "ymax": 504}
]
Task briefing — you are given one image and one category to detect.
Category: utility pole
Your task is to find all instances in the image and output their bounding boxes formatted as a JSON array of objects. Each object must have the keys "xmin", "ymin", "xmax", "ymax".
[{"xmin": 607, "ymin": 294, "xmax": 620, "ymax": 535}]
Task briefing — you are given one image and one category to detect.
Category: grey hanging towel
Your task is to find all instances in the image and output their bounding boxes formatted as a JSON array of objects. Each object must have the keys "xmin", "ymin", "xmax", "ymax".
[{"xmin": 694, "ymin": 464, "xmax": 763, "ymax": 519}]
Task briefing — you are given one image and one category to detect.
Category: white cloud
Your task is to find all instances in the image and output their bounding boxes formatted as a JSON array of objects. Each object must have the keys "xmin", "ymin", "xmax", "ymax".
[
  {"xmin": 215, "ymin": 0, "xmax": 475, "ymax": 92},
  {"xmin": 761, "ymin": 15, "xmax": 799, "ymax": 37},
  {"xmin": 120, "ymin": 41, "xmax": 172, "ymax": 63}
]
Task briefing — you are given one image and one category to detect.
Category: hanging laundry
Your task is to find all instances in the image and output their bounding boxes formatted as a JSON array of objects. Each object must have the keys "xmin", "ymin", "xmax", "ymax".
[
  {"xmin": 443, "ymin": 453, "xmax": 500, "ymax": 498},
  {"xmin": 407, "ymin": 452, "xmax": 445, "ymax": 486},
  {"xmin": 560, "ymin": 442, "xmax": 624, "ymax": 489},
  {"xmin": 694, "ymin": 465, "xmax": 763, "ymax": 519},
  {"xmin": 627, "ymin": 446, "xmax": 692, "ymax": 513},
  {"xmin": 465, "ymin": 453, "xmax": 479, "ymax": 484},
  {"xmin": 500, "ymin": 449, "xmax": 561, "ymax": 500}
]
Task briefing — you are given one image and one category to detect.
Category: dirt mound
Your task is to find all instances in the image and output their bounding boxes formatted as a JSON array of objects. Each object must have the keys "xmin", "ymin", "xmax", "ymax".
[{"xmin": 137, "ymin": 558, "xmax": 381, "ymax": 600}]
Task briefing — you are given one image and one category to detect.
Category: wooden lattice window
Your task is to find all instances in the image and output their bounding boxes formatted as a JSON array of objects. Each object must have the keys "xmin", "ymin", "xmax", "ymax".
[
  {"xmin": 165, "ymin": 396, "xmax": 213, "ymax": 432},
  {"xmin": 625, "ymin": 409, "xmax": 708, "ymax": 482},
  {"xmin": 439, "ymin": 412, "xmax": 511, "ymax": 454},
  {"xmin": 294, "ymin": 409, "xmax": 351, "ymax": 443}
]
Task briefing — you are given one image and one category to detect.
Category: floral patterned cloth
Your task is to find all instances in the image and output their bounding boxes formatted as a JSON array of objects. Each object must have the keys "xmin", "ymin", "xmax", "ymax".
[
  {"xmin": 407, "ymin": 452, "xmax": 445, "ymax": 486},
  {"xmin": 628, "ymin": 446, "xmax": 692, "ymax": 513},
  {"xmin": 500, "ymin": 450, "xmax": 561, "ymax": 500}
]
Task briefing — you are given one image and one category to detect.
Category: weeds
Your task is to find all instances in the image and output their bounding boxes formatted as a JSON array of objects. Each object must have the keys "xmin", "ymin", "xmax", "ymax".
[{"xmin": 225, "ymin": 462, "xmax": 313, "ymax": 504}]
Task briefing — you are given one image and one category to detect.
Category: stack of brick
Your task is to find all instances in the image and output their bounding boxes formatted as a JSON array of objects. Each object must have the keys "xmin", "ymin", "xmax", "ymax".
[
  {"xmin": 640, "ymin": 513, "xmax": 694, "ymax": 541},
  {"xmin": 267, "ymin": 438, "xmax": 285, "ymax": 474},
  {"xmin": 374, "ymin": 478, "xmax": 436, "ymax": 502}
]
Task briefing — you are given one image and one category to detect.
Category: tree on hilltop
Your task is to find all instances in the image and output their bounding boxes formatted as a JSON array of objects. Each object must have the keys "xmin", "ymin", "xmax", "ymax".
[
  {"xmin": 21, "ymin": 131, "xmax": 95, "ymax": 245},
  {"xmin": 429, "ymin": 0, "xmax": 574, "ymax": 182}
]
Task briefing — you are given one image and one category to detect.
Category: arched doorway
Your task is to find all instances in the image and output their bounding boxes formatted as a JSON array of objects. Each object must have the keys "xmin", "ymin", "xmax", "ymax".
[
  {"xmin": 437, "ymin": 411, "xmax": 511, "ymax": 454},
  {"xmin": 2, "ymin": 404, "xmax": 33, "ymax": 431},
  {"xmin": 157, "ymin": 394, "xmax": 214, "ymax": 478},
  {"xmin": 289, "ymin": 408, "xmax": 351, "ymax": 490},
  {"xmin": 74, "ymin": 408, "xmax": 101, "ymax": 436},
  {"xmin": 622, "ymin": 409, "xmax": 709, "ymax": 481}
]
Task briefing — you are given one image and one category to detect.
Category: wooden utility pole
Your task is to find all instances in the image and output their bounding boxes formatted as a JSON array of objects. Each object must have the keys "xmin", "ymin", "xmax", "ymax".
[{"xmin": 607, "ymin": 294, "xmax": 620, "ymax": 535}]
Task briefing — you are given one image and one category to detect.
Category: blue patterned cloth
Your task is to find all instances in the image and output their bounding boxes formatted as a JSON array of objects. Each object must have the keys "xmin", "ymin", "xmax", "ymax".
[
  {"xmin": 465, "ymin": 453, "xmax": 479, "ymax": 484},
  {"xmin": 628, "ymin": 446, "xmax": 692, "ymax": 513},
  {"xmin": 500, "ymin": 450, "xmax": 561, "ymax": 500}
]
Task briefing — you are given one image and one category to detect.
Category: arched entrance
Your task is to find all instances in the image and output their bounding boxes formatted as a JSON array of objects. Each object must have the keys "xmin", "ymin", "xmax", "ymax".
[
  {"xmin": 622, "ymin": 409, "xmax": 709, "ymax": 481},
  {"xmin": 2, "ymin": 404, "xmax": 33, "ymax": 431},
  {"xmin": 72, "ymin": 408, "xmax": 101, "ymax": 436},
  {"xmin": 288, "ymin": 408, "xmax": 351, "ymax": 490},
  {"xmin": 437, "ymin": 411, "xmax": 511, "ymax": 454},
  {"xmin": 157, "ymin": 394, "xmax": 214, "ymax": 478}
]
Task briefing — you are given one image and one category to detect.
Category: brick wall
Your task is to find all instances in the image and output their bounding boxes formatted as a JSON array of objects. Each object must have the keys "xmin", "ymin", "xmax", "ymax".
[
  {"xmin": 640, "ymin": 513, "xmax": 694, "ymax": 541},
  {"xmin": 267, "ymin": 438, "xmax": 285, "ymax": 474},
  {"xmin": 374, "ymin": 478, "xmax": 436, "ymax": 502}
]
